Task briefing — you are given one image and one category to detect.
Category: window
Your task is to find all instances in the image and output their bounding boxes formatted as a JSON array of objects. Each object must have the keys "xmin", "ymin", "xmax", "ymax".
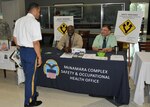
[
  {"xmin": 39, "ymin": 6, "xmax": 50, "ymax": 29},
  {"xmin": 54, "ymin": 4, "xmax": 83, "ymax": 19},
  {"xmin": 40, "ymin": 3, "xmax": 125, "ymax": 29}
]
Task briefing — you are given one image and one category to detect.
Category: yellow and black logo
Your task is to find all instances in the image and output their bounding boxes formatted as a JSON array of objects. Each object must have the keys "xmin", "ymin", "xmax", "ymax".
[
  {"xmin": 119, "ymin": 19, "xmax": 136, "ymax": 35},
  {"xmin": 57, "ymin": 23, "xmax": 68, "ymax": 35}
]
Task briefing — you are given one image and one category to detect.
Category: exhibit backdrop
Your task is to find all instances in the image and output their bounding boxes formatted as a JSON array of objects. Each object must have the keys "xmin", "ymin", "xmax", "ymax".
[
  {"xmin": 114, "ymin": 11, "xmax": 143, "ymax": 43},
  {"xmin": 54, "ymin": 16, "xmax": 74, "ymax": 41}
]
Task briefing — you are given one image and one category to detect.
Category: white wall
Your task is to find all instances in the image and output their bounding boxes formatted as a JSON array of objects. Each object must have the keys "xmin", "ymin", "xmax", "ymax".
[
  {"xmin": 1, "ymin": 0, "xmax": 25, "ymax": 33},
  {"xmin": 17, "ymin": 0, "xmax": 25, "ymax": 17}
]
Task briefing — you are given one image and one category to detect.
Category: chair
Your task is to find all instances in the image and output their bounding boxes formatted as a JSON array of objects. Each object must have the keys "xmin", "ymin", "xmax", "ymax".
[
  {"xmin": 78, "ymin": 30, "xmax": 90, "ymax": 50},
  {"xmin": 138, "ymin": 42, "xmax": 150, "ymax": 52},
  {"xmin": 117, "ymin": 41, "xmax": 124, "ymax": 51}
]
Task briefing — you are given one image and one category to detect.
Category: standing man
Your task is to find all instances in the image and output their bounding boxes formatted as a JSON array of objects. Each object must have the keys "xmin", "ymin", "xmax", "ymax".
[
  {"xmin": 92, "ymin": 25, "xmax": 117, "ymax": 52},
  {"xmin": 13, "ymin": 3, "xmax": 42, "ymax": 107},
  {"xmin": 57, "ymin": 25, "xmax": 83, "ymax": 53}
]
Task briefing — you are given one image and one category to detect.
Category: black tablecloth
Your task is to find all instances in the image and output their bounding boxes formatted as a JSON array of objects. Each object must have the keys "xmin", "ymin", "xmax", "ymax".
[{"xmin": 37, "ymin": 48, "xmax": 129, "ymax": 104}]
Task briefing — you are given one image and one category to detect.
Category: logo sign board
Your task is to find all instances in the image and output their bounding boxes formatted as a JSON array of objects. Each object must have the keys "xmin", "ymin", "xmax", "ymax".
[
  {"xmin": 114, "ymin": 11, "xmax": 143, "ymax": 43},
  {"xmin": 54, "ymin": 16, "xmax": 74, "ymax": 41}
]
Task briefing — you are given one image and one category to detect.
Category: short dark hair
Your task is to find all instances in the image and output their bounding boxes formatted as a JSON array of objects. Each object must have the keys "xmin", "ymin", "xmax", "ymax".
[
  {"xmin": 102, "ymin": 25, "xmax": 111, "ymax": 31},
  {"xmin": 27, "ymin": 2, "xmax": 39, "ymax": 12}
]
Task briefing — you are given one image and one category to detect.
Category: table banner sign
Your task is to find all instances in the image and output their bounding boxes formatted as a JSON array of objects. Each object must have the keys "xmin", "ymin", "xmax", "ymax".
[{"xmin": 43, "ymin": 59, "xmax": 110, "ymax": 84}]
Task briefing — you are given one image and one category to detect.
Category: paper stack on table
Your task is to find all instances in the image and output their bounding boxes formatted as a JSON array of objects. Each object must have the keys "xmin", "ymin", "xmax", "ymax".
[
  {"xmin": 82, "ymin": 54, "xmax": 95, "ymax": 59},
  {"xmin": 82, "ymin": 54, "xmax": 108, "ymax": 60},
  {"xmin": 110, "ymin": 55, "xmax": 124, "ymax": 61},
  {"xmin": 60, "ymin": 53, "xmax": 73, "ymax": 58}
]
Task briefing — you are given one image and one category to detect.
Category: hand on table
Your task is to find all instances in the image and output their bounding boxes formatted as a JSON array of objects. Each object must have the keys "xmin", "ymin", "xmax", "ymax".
[{"xmin": 63, "ymin": 47, "xmax": 71, "ymax": 53}]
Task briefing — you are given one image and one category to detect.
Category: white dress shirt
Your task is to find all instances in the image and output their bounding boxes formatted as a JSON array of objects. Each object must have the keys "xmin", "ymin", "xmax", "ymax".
[{"xmin": 13, "ymin": 13, "xmax": 42, "ymax": 48}]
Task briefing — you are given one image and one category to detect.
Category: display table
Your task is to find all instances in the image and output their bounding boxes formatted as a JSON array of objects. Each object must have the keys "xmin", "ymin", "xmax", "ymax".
[
  {"xmin": 36, "ymin": 48, "xmax": 130, "ymax": 105},
  {"xmin": 130, "ymin": 52, "xmax": 150, "ymax": 105},
  {"xmin": 0, "ymin": 47, "xmax": 16, "ymax": 70},
  {"xmin": 0, "ymin": 47, "xmax": 16, "ymax": 77}
]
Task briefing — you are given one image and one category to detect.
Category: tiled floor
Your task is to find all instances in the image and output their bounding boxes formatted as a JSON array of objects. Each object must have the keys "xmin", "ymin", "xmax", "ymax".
[{"xmin": 0, "ymin": 70, "xmax": 149, "ymax": 107}]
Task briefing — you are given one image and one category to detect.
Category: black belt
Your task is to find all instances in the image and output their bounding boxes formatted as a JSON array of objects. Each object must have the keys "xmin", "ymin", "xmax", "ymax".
[{"xmin": 20, "ymin": 46, "xmax": 33, "ymax": 49}]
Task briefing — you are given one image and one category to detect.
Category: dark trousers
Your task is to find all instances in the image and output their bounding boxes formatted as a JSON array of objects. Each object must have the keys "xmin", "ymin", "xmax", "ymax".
[{"xmin": 20, "ymin": 47, "xmax": 37, "ymax": 105}]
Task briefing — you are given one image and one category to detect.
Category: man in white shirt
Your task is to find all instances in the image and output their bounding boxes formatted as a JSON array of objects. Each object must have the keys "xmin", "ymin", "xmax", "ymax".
[{"xmin": 13, "ymin": 2, "xmax": 42, "ymax": 107}]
